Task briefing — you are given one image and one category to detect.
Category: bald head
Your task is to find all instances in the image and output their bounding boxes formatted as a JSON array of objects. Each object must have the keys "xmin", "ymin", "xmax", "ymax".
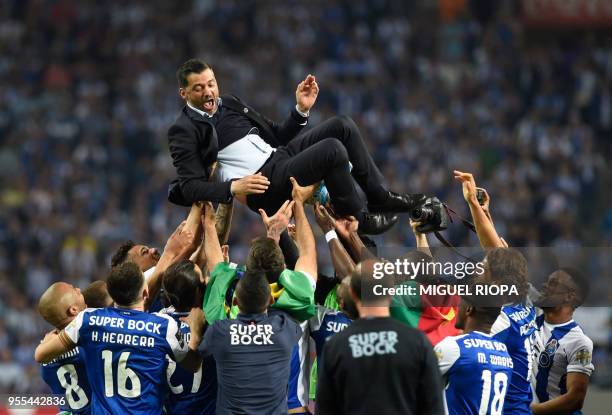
[{"xmin": 38, "ymin": 282, "xmax": 86, "ymax": 329}]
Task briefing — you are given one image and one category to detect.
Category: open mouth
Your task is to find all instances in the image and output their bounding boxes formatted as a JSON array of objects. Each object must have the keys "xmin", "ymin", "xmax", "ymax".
[{"xmin": 203, "ymin": 98, "xmax": 215, "ymax": 112}]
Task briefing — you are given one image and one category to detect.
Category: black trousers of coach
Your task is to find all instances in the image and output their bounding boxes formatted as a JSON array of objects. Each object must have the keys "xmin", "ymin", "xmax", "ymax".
[{"xmin": 246, "ymin": 115, "xmax": 389, "ymax": 218}]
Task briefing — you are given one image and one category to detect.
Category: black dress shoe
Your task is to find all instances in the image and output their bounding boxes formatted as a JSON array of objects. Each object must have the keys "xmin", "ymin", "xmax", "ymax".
[
  {"xmin": 359, "ymin": 212, "xmax": 399, "ymax": 235},
  {"xmin": 369, "ymin": 191, "xmax": 426, "ymax": 213}
]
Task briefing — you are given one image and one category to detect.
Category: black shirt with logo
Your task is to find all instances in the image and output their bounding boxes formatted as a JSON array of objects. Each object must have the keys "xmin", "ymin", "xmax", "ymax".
[
  {"xmin": 199, "ymin": 309, "xmax": 301, "ymax": 415},
  {"xmin": 316, "ymin": 316, "xmax": 444, "ymax": 415}
]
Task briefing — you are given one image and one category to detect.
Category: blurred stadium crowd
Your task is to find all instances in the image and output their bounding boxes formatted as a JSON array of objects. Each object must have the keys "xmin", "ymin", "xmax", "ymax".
[{"xmin": 0, "ymin": 0, "xmax": 611, "ymax": 393}]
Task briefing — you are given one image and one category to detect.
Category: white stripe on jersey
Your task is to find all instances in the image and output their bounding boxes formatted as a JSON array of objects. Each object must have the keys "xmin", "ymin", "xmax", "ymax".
[
  {"xmin": 155, "ymin": 312, "xmax": 188, "ymax": 362},
  {"xmin": 295, "ymin": 320, "xmax": 310, "ymax": 407},
  {"xmin": 64, "ymin": 308, "xmax": 97, "ymax": 343},
  {"xmin": 435, "ymin": 335, "xmax": 463, "ymax": 376},
  {"xmin": 532, "ymin": 319, "xmax": 594, "ymax": 402}
]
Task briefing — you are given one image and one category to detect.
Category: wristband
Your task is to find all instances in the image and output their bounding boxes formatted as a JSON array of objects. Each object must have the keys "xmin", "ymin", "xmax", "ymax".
[{"xmin": 325, "ymin": 230, "xmax": 338, "ymax": 243}]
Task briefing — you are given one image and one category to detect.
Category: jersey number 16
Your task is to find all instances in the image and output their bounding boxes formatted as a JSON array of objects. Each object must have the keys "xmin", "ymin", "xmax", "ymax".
[{"xmin": 101, "ymin": 350, "xmax": 141, "ymax": 398}]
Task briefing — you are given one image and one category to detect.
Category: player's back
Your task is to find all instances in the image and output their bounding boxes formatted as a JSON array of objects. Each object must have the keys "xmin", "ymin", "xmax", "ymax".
[
  {"xmin": 65, "ymin": 307, "xmax": 186, "ymax": 415},
  {"xmin": 491, "ymin": 302, "xmax": 537, "ymax": 414},
  {"xmin": 532, "ymin": 315, "xmax": 594, "ymax": 407},
  {"xmin": 309, "ymin": 305, "xmax": 352, "ymax": 363},
  {"xmin": 164, "ymin": 313, "xmax": 216, "ymax": 415},
  {"xmin": 200, "ymin": 308, "xmax": 301, "ymax": 415},
  {"xmin": 435, "ymin": 331, "xmax": 514, "ymax": 415},
  {"xmin": 40, "ymin": 347, "xmax": 91, "ymax": 414}
]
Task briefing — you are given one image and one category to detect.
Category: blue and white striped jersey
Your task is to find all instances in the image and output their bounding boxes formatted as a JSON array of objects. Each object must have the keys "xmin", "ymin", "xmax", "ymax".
[
  {"xmin": 435, "ymin": 331, "xmax": 514, "ymax": 415},
  {"xmin": 490, "ymin": 303, "xmax": 537, "ymax": 415},
  {"xmin": 64, "ymin": 307, "xmax": 188, "ymax": 415},
  {"xmin": 40, "ymin": 347, "xmax": 91, "ymax": 414},
  {"xmin": 532, "ymin": 315, "xmax": 594, "ymax": 410}
]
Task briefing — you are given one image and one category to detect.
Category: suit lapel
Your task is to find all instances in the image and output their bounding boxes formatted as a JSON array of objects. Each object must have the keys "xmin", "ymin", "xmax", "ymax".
[{"xmin": 184, "ymin": 105, "xmax": 214, "ymax": 125}]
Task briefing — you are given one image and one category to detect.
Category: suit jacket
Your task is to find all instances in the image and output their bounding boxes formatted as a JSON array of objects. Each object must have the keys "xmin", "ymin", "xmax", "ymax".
[{"xmin": 167, "ymin": 95, "xmax": 308, "ymax": 206}]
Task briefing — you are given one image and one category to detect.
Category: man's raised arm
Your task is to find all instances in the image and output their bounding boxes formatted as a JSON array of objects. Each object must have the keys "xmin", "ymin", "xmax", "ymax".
[
  {"xmin": 453, "ymin": 170, "xmax": 504, "ymax": 249},
  {"xmin": 314, "ymin": 203, "xmax": 355, "ymax": 280},
  {"xmin": 145, "ymin": 205, "xmax": 201, "ymax": 310},
  {"xmin": 290, "ymin": 177, "xmax": 317, "ymax": 280},
  {"xmin": 335, "ymin": 216, "xmax": 375, "ymax": 263}
]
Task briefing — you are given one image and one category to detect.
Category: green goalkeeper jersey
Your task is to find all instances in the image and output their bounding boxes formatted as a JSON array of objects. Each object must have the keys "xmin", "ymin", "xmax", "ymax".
[{"xmin": 203, "ymin": 262, "xmax": 316, "ymax": 324}]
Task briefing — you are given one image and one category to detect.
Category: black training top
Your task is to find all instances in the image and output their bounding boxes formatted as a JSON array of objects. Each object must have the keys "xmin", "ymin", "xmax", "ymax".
[
  {"xmin": 316, "ymin": 316, "xmax": 444, "ymax": 415},
  {"xmin": 199, "ymin": 309, "xmax": 301, "ymax": 415}
]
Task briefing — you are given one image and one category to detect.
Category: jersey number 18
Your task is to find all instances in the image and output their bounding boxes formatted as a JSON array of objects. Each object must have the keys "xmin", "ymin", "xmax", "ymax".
[{"xmin": 479, "ymin": 370, "xmax": 508, "ymax": 415}]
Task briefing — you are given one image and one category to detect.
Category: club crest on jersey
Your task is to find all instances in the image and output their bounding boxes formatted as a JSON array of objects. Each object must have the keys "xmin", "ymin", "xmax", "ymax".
[{"xmin": 538, "ymin": 339, "xmax": 559, "ymax": 368}]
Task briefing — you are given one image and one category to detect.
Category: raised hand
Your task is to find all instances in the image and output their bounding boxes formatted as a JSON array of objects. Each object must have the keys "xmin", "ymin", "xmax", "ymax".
[
  {"xmin": 335, "ymin": 216, "xmax": 359, "ymax": 240},
  {"xmin": 314, "ymin": 203, "xmax": 336, "ymax": 233},
  {"xmin": 259, "ymin": 200, "xmax": 295, "ymax": 243},
  {"xmin": 453, "ymin": 170, "xmax": 478, "ymax": 204},
  {"xmin": 165, "ymin": 221, "xmax": 196, "ymax": 257},
  {"xmin": 295, "ymin": 74, "xmax": 319, "ymax": 114},
  {"xmin": 290, "ymin": 177, "xmax": 316, "ymax": 203}
]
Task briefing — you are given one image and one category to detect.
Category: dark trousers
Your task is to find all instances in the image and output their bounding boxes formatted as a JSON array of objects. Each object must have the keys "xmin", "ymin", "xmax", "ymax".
[{"xmin": 247, "ymin": 115, "xmax": 388, "ymax": 218}]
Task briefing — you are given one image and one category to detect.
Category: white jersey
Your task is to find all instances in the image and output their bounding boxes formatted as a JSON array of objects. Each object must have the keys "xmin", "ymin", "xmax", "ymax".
[{"xmin": 531, "ymin": 315, "xmax": 594, "ymax": 403}]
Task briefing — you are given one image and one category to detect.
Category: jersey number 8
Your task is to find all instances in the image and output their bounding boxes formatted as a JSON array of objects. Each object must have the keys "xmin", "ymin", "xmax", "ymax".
[
  {"xmin": 101, "ymin": 350, "xmax": 141, "ymax": 398},
  {"xmin": 56, "ymin": 364, "xmax": 89, "ymax": 409}
]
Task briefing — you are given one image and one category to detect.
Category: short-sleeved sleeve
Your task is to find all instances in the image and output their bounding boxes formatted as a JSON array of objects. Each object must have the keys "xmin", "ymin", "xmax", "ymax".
[
  {"xmin": 63, "ymin": 309, "xmax": 90, "ymax": 344},
  {"xmin": 434, "ymin": 336, "xmax": 461, "ymax": 376},
  {"xmin": 567, "ymin": 335, "xmax": 595, "ymax": 376},
  {"xmin": 490, "ymin": 309, "xmax": 511, "ymax": 340}
]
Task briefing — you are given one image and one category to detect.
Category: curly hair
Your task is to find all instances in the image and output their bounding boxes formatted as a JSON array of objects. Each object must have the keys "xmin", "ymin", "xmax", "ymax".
[{"xmin": 111, "ymin": 240, "xmax": 135, "ymax": 268}]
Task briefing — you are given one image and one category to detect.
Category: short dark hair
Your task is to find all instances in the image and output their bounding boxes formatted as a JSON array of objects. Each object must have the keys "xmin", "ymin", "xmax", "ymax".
[
  {"xmin": 350, "ymin": 260, "xmax": 394, "ymax": 303},
  {"xmin": 176, "ymin": 59, "xmax": 212, "ymax": 88},
  {"xmin": 83, "ymin": 280, "xmax": 113, "ymax": 308},
  {"xmin": 485, "ymin": 248, "xmax": 529, "ymax": 302},
  {"xmin": 236, "ymin": 270, "xmax": 271, "ymax": 314},
  {"xmin": 246, "ymin": 237, "xmax": 285, "ymax": 283},
  {"xmin": 106, "ymin": 262, "xmax": 144, "ymax": 306},
  {"xmin": 162, "ymin": 260, "xmax": 203, "ymax": 312},
  {"xmin": 463, "ymin": 299, "xmax": 502, "ymax": 327},
  {"xmin": 559, "ymin": 267, "xmax": 589, "ymax": 307},
  {"xmin": 111, "ymin": 240, "xmax": 135, "ymax": 268}
]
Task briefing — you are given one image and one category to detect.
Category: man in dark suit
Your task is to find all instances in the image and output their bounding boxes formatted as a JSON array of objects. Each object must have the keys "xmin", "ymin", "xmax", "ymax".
[{"xmin": 167, "ymin": 58, "xmax": 424, "ymax": 234}]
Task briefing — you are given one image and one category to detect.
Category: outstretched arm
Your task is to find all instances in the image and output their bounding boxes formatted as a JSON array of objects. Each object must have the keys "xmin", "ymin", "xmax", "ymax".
[
  {"xmin": 146, "ymin": 217, "xmax": 199, "ymax": 310},
  {"xmin": 259, "ymin": 200, "xmax": 295, "ymax": 244},
  {"xmin": 335, "ymin": 217, "xmax": 375, "ymax": 262},
  {"xmin": 314, "ymin": 203, "xmax": 355, "ymax": 280},
  {"xmin": 453, "ymin": 171, "xmax": 504, "ymax": 249},
  {"xmin": 291, "ymin": 177, "xmax": 317, "ymax": 280},
  {"xmin": 190, "ymin": 201, "xmax": 234, "ymax": 270},
  {"xmin": 203, "ymin": 202, "xmax": 224, "ymax": 275},
  {"xmin": 215, "ymin": 201, "xmax": 234, "ymax": 245},
  {"xmin": 410, "ymin": 219, "xmax": 432, "ymax": 257}
]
